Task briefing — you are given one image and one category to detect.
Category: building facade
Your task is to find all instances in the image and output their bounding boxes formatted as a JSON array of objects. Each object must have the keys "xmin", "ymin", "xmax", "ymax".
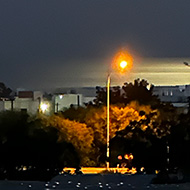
[
  {"xmin": 0, "ymin": 91, "xmax": 43, "ymax": 115},
  {"xmin": 153, "ymin": 85, "xmax": 190, "ymax": 114}
]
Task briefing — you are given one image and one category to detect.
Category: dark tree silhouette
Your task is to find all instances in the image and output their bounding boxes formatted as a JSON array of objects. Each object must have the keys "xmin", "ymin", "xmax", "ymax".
[
  {"xmin": 122, "ymin": 79, "xmax": 159, "ymax": 106},
  {"xmin": 0, "ymin": 111, "xmax": 80, "ymax": 180},
  {"xmin": 0, "ymin": 82, "xmax": 13, "ymax": 99},
  {"xmin": 94, "ymin": 79, "xmax": 160, "ymax": 107}
]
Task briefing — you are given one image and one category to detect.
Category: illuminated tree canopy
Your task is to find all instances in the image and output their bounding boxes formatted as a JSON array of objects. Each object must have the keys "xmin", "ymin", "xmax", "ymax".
[{"xmin": 41, "ymin": 115, "xmax": 95, "ymax": 166}]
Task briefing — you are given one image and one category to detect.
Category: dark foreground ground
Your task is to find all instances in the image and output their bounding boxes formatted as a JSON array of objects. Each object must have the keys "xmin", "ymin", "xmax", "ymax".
[{"xmin": 0, "ymin": 174, "xmax": 190, "ymax": 189}]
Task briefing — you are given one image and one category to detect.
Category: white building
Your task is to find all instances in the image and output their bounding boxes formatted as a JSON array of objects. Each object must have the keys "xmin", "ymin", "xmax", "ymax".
[
  {"xmin": 0, "ymin": 91, "xmax": 44, "ymax": 115},
  {"xmin": 53, "ymin": 87, "xmax": 96, "ymax": 112},
  {"xmin": 54, "ymin": 94, "xmax": 83, "ymax": 112},
  {"xmin": 153, "ymin": 85, "xmax": 190, "ymax": 114},
  {"xmin": 0, "ymin": 87, "xmax": 96, "ymax": 115}
]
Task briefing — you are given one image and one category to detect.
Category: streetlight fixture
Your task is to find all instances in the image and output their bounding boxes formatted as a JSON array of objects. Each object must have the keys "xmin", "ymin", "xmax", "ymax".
[{"xmin": 106, "ymin": 50, "xmax": 133, "ymax": 170}]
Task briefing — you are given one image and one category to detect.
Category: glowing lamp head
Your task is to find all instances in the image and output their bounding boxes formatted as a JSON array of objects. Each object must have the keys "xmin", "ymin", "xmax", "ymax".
[
  {"xmin": 112, "ymin": 49, "xmax": 133, "ymax": 73},
  {"xmin": 120, "ymin": 60, "xmax": 127, "ymax": 69}
]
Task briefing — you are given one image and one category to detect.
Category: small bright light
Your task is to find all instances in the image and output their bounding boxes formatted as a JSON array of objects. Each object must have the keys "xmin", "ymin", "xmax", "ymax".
[
  {"xmin": 140, "ymin": 167, "xmax": 145, "ymax": 172},
  {"xmin": 118, "ymin": 155, "xmax": 122, "ymax": 160},
  {"xmin": 120, "ymin": 60, "xmax": 127, "ymax": 69},
  {"xmin": 40, "ymin": 103, "xmax": 49, "ymax": 113},
  {"xmin": 23, "ymin": 166, "xmax": 27, "ymax": 171},
  {"xmin": 124, "ymin": 153, "xmax": 134, "ymax": 160},
  {"xmin": 155, "ymin": 170, "xmax": 160, "ymax": 174}
]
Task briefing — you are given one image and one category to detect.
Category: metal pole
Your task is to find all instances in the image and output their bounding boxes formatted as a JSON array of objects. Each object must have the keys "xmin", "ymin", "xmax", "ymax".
[
  {"xmin": 106, "ymin": 74, "xmax": 110, "ymax": 170},
  {"xmin": 166, "ymin": 141, "xmax": 170, "ymax": 171},
  {"xmin": 56, "ymin": 103, "xmax": 59, "ymax": 113}
]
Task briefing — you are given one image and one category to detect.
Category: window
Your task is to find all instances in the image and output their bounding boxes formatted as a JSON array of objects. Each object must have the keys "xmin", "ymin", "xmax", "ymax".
[{"xmin": 21, "ymin": 108, "xmax": 27, "ymax": 113}]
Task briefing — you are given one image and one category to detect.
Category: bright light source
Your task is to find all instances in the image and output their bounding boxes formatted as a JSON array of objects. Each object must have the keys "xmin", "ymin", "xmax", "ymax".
[
  {"xmin": 140, "ymin": 167, "xmax": 145, "ymax": 172},
  {"xmin": 120, "ymin": 61, "xmax": 127, "ymax": 69},
  {"xmin": 118, "ymin": 155, "xmax": 122, "ymax": 160},
  {"xmin": 112, "ymin": 50, "xmax": 133, "ymax": 73},
  {"xmin": 23, "ymin": 166, "xmax": 27, "ymax": 171},
  {"xmin": 40, "ymin": 102, "xmax": 49, "ymax": 113},
  {"xmin": 124, "ymin": 153, "xmax": 134, "ymax": 160}
]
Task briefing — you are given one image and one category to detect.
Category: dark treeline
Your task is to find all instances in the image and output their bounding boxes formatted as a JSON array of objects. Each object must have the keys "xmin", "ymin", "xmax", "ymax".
[{"xmin": 0, "ymin": 111, "xmax": 79, "ymax": 180}]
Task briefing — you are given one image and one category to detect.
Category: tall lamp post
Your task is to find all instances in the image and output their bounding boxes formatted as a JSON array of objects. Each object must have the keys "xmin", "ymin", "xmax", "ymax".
[
  {"xmin": 106, "ymin": 60, "xmax": 128, "ymax": 170},
  {"xmin": 106, "ymin": 73, "xmax": 110, "ymax": 170}
]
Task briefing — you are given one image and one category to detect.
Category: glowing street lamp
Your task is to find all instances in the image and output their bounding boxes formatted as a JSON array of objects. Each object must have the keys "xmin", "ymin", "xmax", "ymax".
[
  {"xmin": 120, "ymin": 60, "xmax": 128, "ymax": 69},
  {"xmin": 106, "ymin": 51, "xmax": 132, "ymax": 170}
]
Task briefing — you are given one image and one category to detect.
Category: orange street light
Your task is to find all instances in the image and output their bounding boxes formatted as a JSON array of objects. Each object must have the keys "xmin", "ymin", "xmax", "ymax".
[
  {"xmin": 106, "ymin": 50, "xmax": 133, "ymax": 170},
  {"xmin": 111, "ymin": 50, "xmax": 133, "ymax": 73},
  {"xmin": 120, "ymin": 60, "xmax": 128, "ymax": 69}
]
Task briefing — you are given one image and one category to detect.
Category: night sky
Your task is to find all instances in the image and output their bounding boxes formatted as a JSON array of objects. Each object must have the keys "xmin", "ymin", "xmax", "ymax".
[{"xmin": 1, "ymin": 0, "xmax": 190, "ymax": 91}]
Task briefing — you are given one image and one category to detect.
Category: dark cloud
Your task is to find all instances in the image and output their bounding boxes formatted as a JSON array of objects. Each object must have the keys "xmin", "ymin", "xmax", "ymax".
[{"xmin": 0, "ymin": 0, "xmax": 190, "ymax": 89}]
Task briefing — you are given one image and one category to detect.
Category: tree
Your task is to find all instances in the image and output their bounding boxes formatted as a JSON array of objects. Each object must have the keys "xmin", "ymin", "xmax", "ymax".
[
  {"xmin": 61, "ymin": 106, "xmax": 88, "ymax": 123},
  {"xmin": 122, "ymin": 79, "xmax": 159, "ymax": 106},
  {"xmin": 94, "ymin": 79, "xmax": 160, "ymax": 107},
  {"xmin": 82, "ymin": 101, "xmax": 172, "ymax": 167},
  {"xmin": 0, "ymin": 111, "xmax": 81, "ymax": 180},
  {"xmin": 94, "ymin": 86, "xmax": 123, "ymax": 105},
  {"xmin": 168, "ymin": 113, "xmax": 190, "ymax": 173},
  {"xmin": 60, "ymin": 98, "xmax": 176, "ymax": 167},
  {"xmin": 0, "ymin": 82, "xmax": 13, "ymax": 99},
  {"xmin": 41, "ymin": 114, "xmax": 95, "ymax": 166}
]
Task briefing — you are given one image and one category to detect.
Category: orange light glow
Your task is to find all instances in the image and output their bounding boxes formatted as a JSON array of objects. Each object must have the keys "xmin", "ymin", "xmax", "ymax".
[
  {"xmin": 62, "ymin": 167, "xmax": 137, "ymax": 175},
  {"xmin": 155, "ymin": 170, "xmax": 160, "ymax": 174},
  {"xmin": 119, "ymin": 167, "xmax": 137, "ymax": 174},
  {"xmin": 124, "ymin": 153, "xmax": 134, "ymax": 160},
  {"xmin": 140, "ymin": 167, "xmax": 145, "ymax": 172},
  {"xmin": 112, "ymin": 50, "xmax": 133, "ymax": 73},
  {"xmin": 118, "ymin": 155, "xmax": 122, "ymax": 160}
]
